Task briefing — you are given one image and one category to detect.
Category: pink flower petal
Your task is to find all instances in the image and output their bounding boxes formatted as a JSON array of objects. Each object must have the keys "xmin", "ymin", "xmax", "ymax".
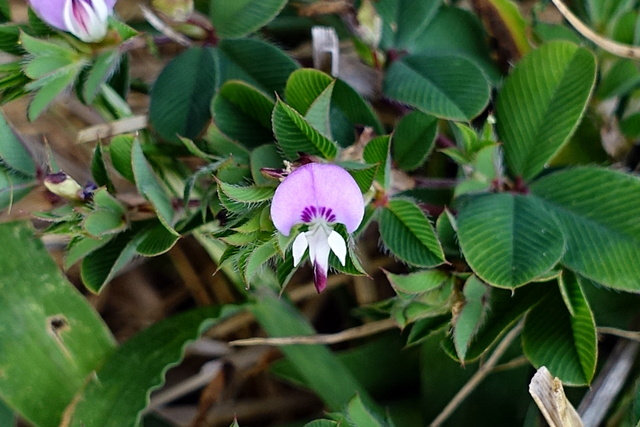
[{"xmin": 270, "ymin": 163, "xmax": 364, "ymax": 236}]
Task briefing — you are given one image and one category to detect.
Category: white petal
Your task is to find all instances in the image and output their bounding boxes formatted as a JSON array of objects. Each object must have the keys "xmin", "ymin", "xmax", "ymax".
[
  {"xmin": 327, "ymin": 230, "xmax": 347, "ymax": 266},
  {"xmin": 292, "ymin": 233, "xmax": 308, "ymax": 267}
]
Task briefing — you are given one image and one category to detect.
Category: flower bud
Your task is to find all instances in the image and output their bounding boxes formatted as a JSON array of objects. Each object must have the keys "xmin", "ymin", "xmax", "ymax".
[
  {"xmin": 44, "ymin": 172, "xmax": 83, "ymax": 201},
  {"xmin": 29, "ymin": 0, "xmax": 117, "ymax": 43},
  {"xmin": 152, "ymin": 0, "xmax": 194, "ymax": 22}
]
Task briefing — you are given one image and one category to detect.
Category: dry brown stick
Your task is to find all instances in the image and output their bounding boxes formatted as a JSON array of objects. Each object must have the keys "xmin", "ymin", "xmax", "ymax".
[
  {"xmin": 430, "ymin": 321, "xmax": 525, "ymax": 427},
  {"xmin": 551, "ymin": 0, "xmax": 640, "ymax": 59},
  {"xmin": 228, "ymin": 317, "xmax": 397, "ymax": 346},
  {"xmin": 597, "ymin": 326, "xmax": 640, "ymax": 342},
  {"xmin": 577, "ymin": 338, "xmax": 640, "ymax": 427}
]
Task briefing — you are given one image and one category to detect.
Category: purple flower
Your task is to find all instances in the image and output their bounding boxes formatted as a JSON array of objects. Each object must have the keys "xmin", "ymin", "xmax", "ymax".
[
  {"xmin": 29, "ymin": 0, "xmax": 117, "ymax": 42},
  {"xmin": 271, "ymin": 163, "xmax": 365, "ymax": 292}
]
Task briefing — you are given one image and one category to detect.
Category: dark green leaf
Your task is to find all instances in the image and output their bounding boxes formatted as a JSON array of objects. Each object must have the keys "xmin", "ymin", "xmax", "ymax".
[
  {"xmin": 392, "ymin": 111, "xmax": 438, "ymax": 171},
  {"xmin": 530, "ymin": 167, "xmax": 640, "ymax": 292},
  {"xmin": 384, "ymin": 54, "xmax": 490, "ymax": 121},
  {"xmin": 522, "ymin": 274, "xmax": 597, "ymax": 385},
  {"xmin": 379, "ymin": 199, "xmax": 445, "ymax": 267},
  {"xmin": 108, "ymin": 134, "xmax": 135, "ymax": 182},
  {"xmin": 132, "ymin": 138, "xmax": 175, "ymax": 230},
  {"xmin": 149, "ymin": 47, "xmax": 216, "ymax": 141},
  {"xmin": 210, "ymin": 0, "xmax": 288, "ymax": 38},
  {"xmin": 453, "ymin": 275, "xmax": 488, "ymax": 362},
  {"xmin": 496, "ymin": 41, "xmax": 596, "ymax": 180},
  {"xmin": 211, "ymin": 80, "xmax": 275, "ymax": 149},
  {"xmin": 217, "ymin": 38, "xmax": 298, "ymax": 95},
  {"xmin": 456, "ymin": 193, "xmax": 565, "ymax": 289},
  {"xmin": 363, "ymin": 135, "xmax": 391, "ymax": 189}
]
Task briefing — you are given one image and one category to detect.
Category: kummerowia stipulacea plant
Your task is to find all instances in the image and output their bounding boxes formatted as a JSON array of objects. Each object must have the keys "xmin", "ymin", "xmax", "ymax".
[{"xmin": 0, "ymin": 0, "xmax": 640, "ymax": 426}]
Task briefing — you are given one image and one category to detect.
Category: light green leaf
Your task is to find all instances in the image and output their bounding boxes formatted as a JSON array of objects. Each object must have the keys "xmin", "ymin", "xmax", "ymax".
[
  {"xmin": 453, "ymin": 275, "xmax": 488, "ymax": 362},
  {"xmin": 384, "ymin": 54, "xmax": 490, "ymax": 121},
  {"xmin": 245, "ymin": 239, "xmax": 278, "ymax": 281},
  {"xmin": 132, "ymin": 138, "xmax": 175, "ymax": 230},
  {"xmin": 217, "ymin": 180, "xmax": 275, "ymax": 204},
  {"xmin": 67, "ymin": 306, "xmax": 239, "ymax": 426},
  {"xmin": 456, "ymin": 193, "xmax": 565, "ymax": 289},
  {"xmin": 0, "ymin": 112, "xmax": 35, "ymax": 176},
  {"xmin": 272, "ymin": 99, "xmax": 339, "ymax": 160},
  {"xmin": 392, "ymin": 111, "xmax": 438, "ymax": 171},
  {"xmin": 496, "ymin": 41, "xmax": 596, "ymax": 181},
  {"xmin": 379, "ymin": 199, "xmax": 445, "ymax": 267},
  {"xmin": 83, "ymin": 49, "xmax": 121, "ymax": 103},
  {"xmin": 149, "ymin": 47, "xmax": 216, "ymax": 141},
  {"xmin": 27, "ymin": 62, "xmax": 85, "ymax": 121},
  {"xmin": 345, "ymin": 394, "xmax": 387, "ymax": 426},
  {"xmin": 210, "ymin": 0, "xmax": 287, "ymax": 38},
  {"xmin": 305, "ymin": 80, "xmax": 334, "ymax": 138},
  {"xmin": 530, "ymin": 167, "xmax": 640, "ymax": 292},
  {"xmin": 0, "ymin": 221, "xmax": 114, "ymax": 427},
  {"xmin": 384, "ymin": 269, "xmax": 451, "ymax": 295},
  {"xmin": 523, "ymin": 274, "xmax": 597, "ymax": 385}
]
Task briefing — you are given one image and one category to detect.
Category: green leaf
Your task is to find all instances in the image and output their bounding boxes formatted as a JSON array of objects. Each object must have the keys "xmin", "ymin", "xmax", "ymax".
[
  {"xmin": 149, "ymin": 47, "xmax": 216, "ymax": 141},
  {"xmin": 0, "ymin": 0, "xmax": 10, "ymax": 21},
  {"xmin": 0, "ymin": 166, "xmax": 36, "ymax": 210},
  {"xmin": 345, "ymin": 394, "xmax": 387, "ymax": 426},
  {"xmin": 305, "ymin": 80, "xmax": 335, "ymax": 138},
  {"xmin": 210, "ymin": 0, "xmax": 287, "ymax": 38},
  {"xmin": 379, "ymin": 199, "xmax": 445, "ymax": 267},
  {"xmin": 108, "ymin": 134, "xmax": 135, "ymax": 182},
  {"xmin": 217, "ymin": 38, "xmax": 298, "ymax": 95},
  {"xmin": 363, "ymin": 135, "xmax": 391, "ymax": 189},
  {"xmin": 405, "ymin": 6, "xmax": 501, "ymax": 82},
  {"xmin": 217, "ymin": 180, "xmax": 275, "ymax": 204},
  {"xmin": 27, "ymin": 62, "xmax": 86, "ymax": 121},
  {"xmin": 597, "ymin": 59, "xmax": 640, "ymax": 99},
  {"xmin": 245, "ymin": 239, "xmax": 278, "ymax": 281},
  {"xmin": 211, "ymin": 80, "xmax": 275, "ymax": 149},
  {"xmin": 83, "ymin": 50, "xmax": 121, "ymax": 103},
  {"xmin": 522, "ymin": 274, "xmax": 597, "ymax": 385},
  {"xmin": 530, "ymin": 167, "xmax": 640, "ymax": 292},
  {"xmin": 442, "ymin": 283, "xmax": 551, "ymax": 362},
  {"xmin": 0, "ymin": 113, "xmax": 34, "ymax": 176},
  {"xmin": 80, "ymin": 230, "xmax": 142, "ymax": 293},
  {"xmin": 250, "ymin": 144, "xmax": 282, "ymax": 186},
  {"xmin": 456, "ymin": 193, "xmax": 565, "ymax": 289},
  {"xmin": 91, "ymin": 143, "xmax": 114, "ymax": 192},
  {"xmin": 66, "ymin": 306, "xmax": 239, "ymax": 426},
  {"xmin": 284, "ymin": 69, "xmax": 383, "ymax": 145},
  {"xmin": 136, "ymin": 221, "xmax": 180, "ymax": 256},
  {"xmin": 64, "ymin": 234, "xmax": 113, "ymax": 270},
  {"xmin": 250, "ymin": 288, "xmax": 377, "ymax": 411},
  {"xmin": 496, "ymin": 41, "xmax": 596, "ymax": 181},
  {"xmin": 384, "ymin": 269, "xmax": 451, "ymax": 295},
  {"xmin": 83, "ymin": 189, "xmax": 127, "ymax": 237},
  {"xmin": 132, "ymin": 138, "xmax": 175, "ymax": 230},
  {"xmin": 0, "ymin": 221, "xmax": 114, "ymax": 427},
  {"xmin": 453, "ymin": 275, "xmax": 488, "ymax": 362},
  {"xmin": 392, "ymin": 111, "xmax": 437, "ymax": 171},
  {"xmin": 19, "ymin": 32, "xmax": 75, "ymax": 61},
  {"xmin": 272, "ymin": 99, "xmax": 339, "ymax": 160},
  {"xmin": 381, "ymin": 0, "xmax": 442, "ymax": 50},
  {"xmin": 340, "ymin": 162, "xmax": 379, "ymax": 194},
  {"xmin": 384, "ymin": 54, "xmax": 490, "ymax": 121}
]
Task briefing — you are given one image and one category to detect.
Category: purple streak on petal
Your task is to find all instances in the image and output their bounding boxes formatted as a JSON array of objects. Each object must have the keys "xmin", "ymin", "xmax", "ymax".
[
  {"xmin": 271, "ymin": 163, "xmax": 365, "ymax": 236},
  {"xmin": 313, "ymin": 262, "xmax": 327, "ymax": 293}
]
